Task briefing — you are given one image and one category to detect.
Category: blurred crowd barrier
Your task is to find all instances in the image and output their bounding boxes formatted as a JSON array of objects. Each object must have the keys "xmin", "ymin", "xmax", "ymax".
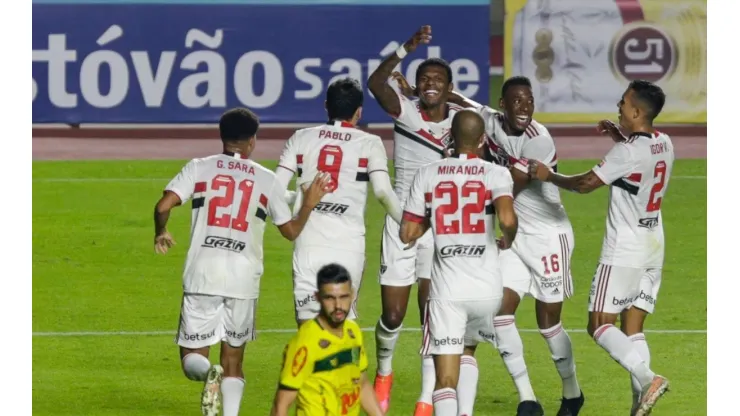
[{"xmin": 32, "ymin": 0, "xmax": 705, "ymax": 125}]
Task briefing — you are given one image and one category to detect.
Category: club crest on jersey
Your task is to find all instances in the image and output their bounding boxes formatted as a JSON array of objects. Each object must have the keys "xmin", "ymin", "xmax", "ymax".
[
  {"xmin": 348, "ymin": 329, "xmax": 356, "ymax": 339},
  {"xmin": 440, "ymin": 130, "xmax": 452, "ymax": 148},
  {"xmin": 201, "ymin": 236, "xmax": 246, "ymax": 253},
  {"xmin": 291, "ymin": 346, "xmax": 308, "ymax": 376},
  {"xmin": 319, "ymin": 339, "xmax": 331, "ymax": 349}
]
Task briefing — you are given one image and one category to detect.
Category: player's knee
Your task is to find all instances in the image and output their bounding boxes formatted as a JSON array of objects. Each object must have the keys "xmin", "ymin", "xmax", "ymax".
[
  {"xmin": 587, "ymin": 313, "xmax": 617, "ymax": 337},
  {"xmin": 381, "ymin": 310, "xmax": 405, "ymax": 329},
  {"xmin": 435, "ymin": 373, "xmax": 458, "ymax": 389}
]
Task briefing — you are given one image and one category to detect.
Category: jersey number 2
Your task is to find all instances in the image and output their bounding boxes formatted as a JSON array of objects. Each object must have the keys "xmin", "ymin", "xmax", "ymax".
[
  {"xmin": 646, "ymin": 161, "xmax": 667, "ymax": 212},
  {"xmin": 434, "ymin": 181, "xmax": 486, "ymax": 235},
  {"xmin": 207, "ymin": 174, "xmax": 255, "ymax": 232},
  {"xmin": 318, "ymin": 145, "xmax": 343, "ymax": 192}
]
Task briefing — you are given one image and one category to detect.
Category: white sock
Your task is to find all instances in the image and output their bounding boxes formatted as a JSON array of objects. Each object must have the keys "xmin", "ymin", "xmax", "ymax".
[
  {"xmin": 629, "ymin": 333, "xmax": 650, "ymax": 407},
  {"xmin": 457, "ymin": 355, "xmax": 479, "ymax": 416},
  {"xmin": 540, "ymin": 322, "xmax": 581, "ymax": 399},
  {"xmin": 432, "ymin": 388, "xmax": 458, "ymax": 416},
  {"xmin": 375, "ymin": 319, "xmax": 401, "ymax": 376},
  {"xmin": 221, "ymin": 377, "xmax": 245, "ymax": 416},
  {"xmin": 593, "ymin": 324, "xmax": 655, "ymax": 387},
  {"xmin": 417, "ymin": 355, "xmax": 436, "ymax": 404},
  {"xmin": 182, "ymin": 353, "xmax": 211, "ymax": 381},
  {"xmin": 494, "ymin": 315, "xmax": 537, "ymax": 402}
]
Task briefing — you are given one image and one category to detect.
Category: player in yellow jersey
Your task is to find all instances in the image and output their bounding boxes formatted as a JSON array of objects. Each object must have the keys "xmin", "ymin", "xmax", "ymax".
[{"xmin": 271, "ymin": 264, "xmax": 384, "ymax": 416}]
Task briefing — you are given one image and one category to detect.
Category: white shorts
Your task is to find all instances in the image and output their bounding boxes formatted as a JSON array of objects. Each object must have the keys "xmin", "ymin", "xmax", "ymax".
[
  {"xmin": 420, "ymin": 298, "xmax": 502, "ymax": 356},
  {"xmin": 292, "ymin": 246, "xmax": 365, "ymax": 321},
  {"xmin": 502, "ymin": 229, "xmax": 575, "ymax": 303},
  {"xmin": 175, "ymin": 293, "xmax": 257, "ymax": 349},
  {"xmin": 588, "ymin": 263, "xmax": 662, "ymax": 314},
  {"xmin": 379, "ymin": 214, "xmax": 433, "ymax": 287}
]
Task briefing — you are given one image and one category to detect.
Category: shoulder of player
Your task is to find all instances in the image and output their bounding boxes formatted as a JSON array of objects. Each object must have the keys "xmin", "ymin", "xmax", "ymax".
[
  {"xmin": 525, "ymin": 120, "xmax": 553, "ymax": 141},
  {"xmin": 293, "ymin": 320, "xmax": 321, "ymax": 345}
]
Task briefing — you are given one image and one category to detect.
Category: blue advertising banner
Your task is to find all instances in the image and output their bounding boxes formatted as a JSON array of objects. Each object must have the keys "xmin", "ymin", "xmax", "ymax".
[{"xmin": 32, "ymin": 2, "xmax": 490, "ymax": 123}]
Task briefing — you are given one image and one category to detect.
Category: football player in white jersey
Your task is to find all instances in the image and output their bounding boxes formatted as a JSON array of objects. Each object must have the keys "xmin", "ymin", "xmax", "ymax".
[
  {"xmin": 275, "ymin": 77, "xmax": 403, "ymax": 326},
  {"xmin": 400, "ymin": 110, "xmax": 517, "ymax": 416},
  {"xmin": 529, "ymin": 80, "xmax": 673, "ymax": 416},
  {"xmin": 367, "ymin": 25, "xmax": 464, "ymax": 415},
  {"xmin": 153, "ymin": 108, "xmax": 332, "ymax": 416},
  {"xmin": 394, "ymin": 73, "xmax": 583, "ymax": 416}
]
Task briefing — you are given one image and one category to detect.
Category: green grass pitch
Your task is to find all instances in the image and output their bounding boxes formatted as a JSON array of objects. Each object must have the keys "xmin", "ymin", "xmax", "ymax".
[{"xmin": 32, "ymin": 159, "xmax": 706, "ymax": 416}]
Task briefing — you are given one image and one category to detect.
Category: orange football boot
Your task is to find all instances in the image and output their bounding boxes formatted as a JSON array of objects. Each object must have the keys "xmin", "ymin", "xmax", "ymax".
[
  {"xmin": 414, "ymin": 401, "xmax": 433, "ymax": 416},
  {"xmin": 373, "ymin": 373, "xmax": 394, "ymax": 412}
]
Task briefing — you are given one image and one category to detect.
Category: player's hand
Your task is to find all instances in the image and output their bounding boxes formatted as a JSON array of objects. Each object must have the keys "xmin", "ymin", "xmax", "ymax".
[
  {"xmin": 403, "ymin": 25, "xmax": 432, "ymax": 54},
  {"xmin": 527, "ymin": 159, "xmax": 551, "ymax": 182},
  {"xmin": 154, "ymin": 231, "xmax": 176, "ymax": 254},
  {"xmin": 496, "ymin": 238, "xmax": 510, "ymax": 250},
  {"xmin": 391, "ymin": 71, "xmax": 417, "ymax": 97},
  {"xmin": 597, "ymin": 119, "xmax": 627, "ymax": 143},
  {"xmin": 403, "ymin": 239, "xmax": 417, "ymax": 250},
  {"xmin": 302, "ymin": 172, "xmax": 334, "ymax": 207}
]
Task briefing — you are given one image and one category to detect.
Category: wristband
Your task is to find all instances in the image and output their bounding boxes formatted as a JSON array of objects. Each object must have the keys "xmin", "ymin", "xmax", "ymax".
[{"xmin": 395, "ymin": 45, "xmax": 408, "ymax": 59}]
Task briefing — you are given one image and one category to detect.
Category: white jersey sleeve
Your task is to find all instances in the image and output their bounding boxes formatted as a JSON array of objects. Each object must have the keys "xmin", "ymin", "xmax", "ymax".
[
  {"xmin": 277, "ymin": 132, "xmax": 299, "ymax": 175},
  {"xmin": 490, "ymin": 166, "xmax": 515, "ymax": 201},
  {"xmin": 515, "ymin": 135, "xmax": 557, "ymax": 173},
  {"xmin": 402, "ymin": 167, "xmax": 428, "ymax": 222},
  {"xmin": 165, "ymin": 159, "xmax": 198, "ymax": 204},
  {"xmin": 367, "ymin": 136, "xmax": 390, "ymax": 174},
  {"xmin": 267, "ymin": 180, "xmax": 293, "ymax": 227},
  {"xmin": 592, "ymin": 143, "xmax": 637, "ymax": 185}
]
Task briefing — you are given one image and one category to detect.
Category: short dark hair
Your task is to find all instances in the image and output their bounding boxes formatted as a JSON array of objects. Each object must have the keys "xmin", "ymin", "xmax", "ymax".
[
  {"xmin": 219, "ymin": 107, "xmax": 259, "ymax": 142},
  {"xmin": 326, "ymin": 78, "xmax": 364, "ymax": 121},
  {"xmin": 317, "ymin": 263, "xmax": 351, "ymax": 288},
  {"xmin": 501, "ymin": 76, "xmax": 532, "ymax": 97},
  {"xmin": 629, "ymin": 80, "xmax": 666, "ymax": 122},
  {"xmin": 416, "ymin": 58, "xmax": 453, "ymax": 84}
]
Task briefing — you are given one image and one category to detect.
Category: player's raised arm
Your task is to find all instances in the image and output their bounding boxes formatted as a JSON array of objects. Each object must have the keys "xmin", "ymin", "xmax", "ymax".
[
  {"xmin": 399, "ymin": 169, "xmax": 430, "ymax": 244},
  {"xmin": 367, "ymin": 136, "xmax": 403, "ymax": 224},
  {"xmin": 528, "ymin": 142, "xmax": 634, "ymax": 194},
  {"xmin": 153, "ymin": 160, "xmax": 197, "ymax": 254},
  {"xmin": 271, "ymin": 173, "xmax": 333, "ymax": 241},
  {"xmin": 368, "ymin": 26, "xmax": 431, "ymax": 117}
]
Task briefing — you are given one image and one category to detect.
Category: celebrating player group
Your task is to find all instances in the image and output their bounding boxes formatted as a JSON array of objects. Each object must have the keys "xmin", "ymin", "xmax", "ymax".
[{"xmin": 152, "ymin": 24, "xmax": 674, "ymax": 416}]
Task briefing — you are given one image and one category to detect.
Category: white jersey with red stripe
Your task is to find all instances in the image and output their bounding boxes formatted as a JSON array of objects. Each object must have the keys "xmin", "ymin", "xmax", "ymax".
[
  {"xmin": 391, "ymin": 90, "xmax": 463, "ymax": 204},
  {"xmin": 277, "ymin": 121, "xmax": 389, "ymax": 253},
  {"xmin": 403, "ymin": 154, "xmax": 514, "ymax": 301},
  {"xmin": 478, "ymin": 107, "xmax": 570, "ymax": 234},
  {"xmin": 591, "ymin": 131, "xmax": 675, "ymax": 268},
  {"xmin": 165, "ymin": 153, "xmax": 293, "ymax": 299}
]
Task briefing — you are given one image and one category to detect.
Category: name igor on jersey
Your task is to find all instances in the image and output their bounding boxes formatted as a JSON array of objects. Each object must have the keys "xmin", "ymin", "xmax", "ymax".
[
  {"xmin": 591, "ymin": 131, "xmax": 675, "ymax": 268},
  {"xmin": 403, "ymin": 154, "xmax": 514, "ymax": 301},
  {"xmin": 279, "ymin": 319, "xmax": 369, "ymax": 416},
  {"xmin": 479, "ymin": 108, "xmax": 570, "ymax": 233},
  {"xmin": 165, "ymin": 153, "xmax": 292, "ymax": 299},
  {"xmin": 390, "ymin": 88, "xmax": 463, "ymax": 204},
  {"xmin": 278, "ymin": 121, "xmax": 389, "ymax": 253}
]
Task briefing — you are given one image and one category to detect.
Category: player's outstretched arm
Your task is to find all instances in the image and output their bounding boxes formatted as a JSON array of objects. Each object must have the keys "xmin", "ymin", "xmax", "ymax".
[
  {"xmin": 359, "ymin": 372, "xmax": 385, "ymax": 416},
  {"xmin": 368, "ymin": 26, "xmax": 431, "ymax": 117},
  {"xmin": 276, "ymin": 173, "xmax": 333, "ymax": 241},
  {"xmin": 494, "ymin": 195, "xmax": 518, "ymax": 248},
  {"xmin": 153, "ymin": 191, "xmax": 182, "ymax": 254},
  {"xmin": 370, "ymin": 171, "xmax": 403, "ymax": 224},
  {"xmin": 528, "ymin": 160, "xmax": 606, "ymax": 194},
  {"xmin": 270, "ymin": 388, "xmax": 298, "ymax": 416}
]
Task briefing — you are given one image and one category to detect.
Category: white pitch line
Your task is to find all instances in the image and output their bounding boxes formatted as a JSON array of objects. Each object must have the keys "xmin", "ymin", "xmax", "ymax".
[
  {"xmin": 32, "ymin": 327, "xmax": 706, "ymax": 337},
  {"xmin": 32, "ymin": 176, "xmax": 707, "ymax": 183}
]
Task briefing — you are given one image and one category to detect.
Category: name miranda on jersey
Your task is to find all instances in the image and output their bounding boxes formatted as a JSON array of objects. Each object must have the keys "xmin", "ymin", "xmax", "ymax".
[
  {"xmin": 438, "ymin": 165, "xmax": 485, "ymax": 175},
  {"xmin": 217, "ymin": 159, "xmax": 255, "ymax": 174}
]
